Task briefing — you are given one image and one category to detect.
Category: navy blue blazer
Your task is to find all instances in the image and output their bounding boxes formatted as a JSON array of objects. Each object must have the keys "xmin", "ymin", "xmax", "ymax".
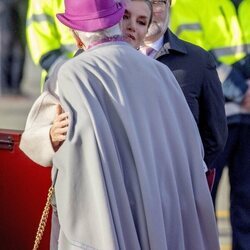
[{"xmin": 155, "ymin": 30, "xmax": 228, "ymax": 168}]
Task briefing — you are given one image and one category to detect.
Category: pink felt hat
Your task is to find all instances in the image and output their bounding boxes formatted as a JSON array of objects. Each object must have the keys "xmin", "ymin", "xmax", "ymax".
[{"xmin": 57, "ymin": 0, "xmax": 125, "ymax": 32}]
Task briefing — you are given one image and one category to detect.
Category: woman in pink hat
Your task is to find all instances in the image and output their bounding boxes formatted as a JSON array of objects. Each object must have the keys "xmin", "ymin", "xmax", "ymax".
[
  {"xmin": 49, "ymin": 0, "xmax": 154, "ymax": 152},
  {"xmin": 21, "ymin": 0, "xmax": 220, "ymax": 249}
]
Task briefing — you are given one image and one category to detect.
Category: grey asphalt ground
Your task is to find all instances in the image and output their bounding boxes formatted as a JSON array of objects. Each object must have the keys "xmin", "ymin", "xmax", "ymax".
[
  {"xmin": 0, "ymin": 53, "xmax": 41, "ymax": 130},
  {"xmin": 0, "ymin": 52, "xmax": 232, "ymax": 249}
]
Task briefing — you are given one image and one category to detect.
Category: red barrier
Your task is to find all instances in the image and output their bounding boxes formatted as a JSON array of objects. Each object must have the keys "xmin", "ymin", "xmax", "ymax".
[{"xmin": 0, "ymin": 129, "xmax": 52, "ymax": 250}]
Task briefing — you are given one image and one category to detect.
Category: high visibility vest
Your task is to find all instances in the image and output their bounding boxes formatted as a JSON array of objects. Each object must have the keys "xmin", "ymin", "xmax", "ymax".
[
  {"xmin": 170, "ymin": 0, "xmax": 250, "ymax": 65},
  {"xmin": 26, "ymin": 0, "xmax": 76, "ymax": 89}
]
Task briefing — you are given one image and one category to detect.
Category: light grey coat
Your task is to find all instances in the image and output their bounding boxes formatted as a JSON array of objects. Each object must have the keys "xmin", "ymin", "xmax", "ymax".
[{"xmin": 20, "ymin": 42, "xmax": 219, "ymax": 250}]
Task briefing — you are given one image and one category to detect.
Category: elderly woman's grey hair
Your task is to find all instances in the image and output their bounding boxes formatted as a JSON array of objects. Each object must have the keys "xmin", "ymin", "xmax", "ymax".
[{"xmin": 73, "ymin": 23, "xmax": 122, "ymax": 48}]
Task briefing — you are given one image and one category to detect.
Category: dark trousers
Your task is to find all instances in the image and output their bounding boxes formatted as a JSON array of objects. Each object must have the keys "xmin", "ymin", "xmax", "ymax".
[
  {"xmin": 212, "ymin": 123, "xmax": 250, "ymax": 250},
  {"xmin": 0, "ymin": 4, "xmax": 25, "ymax": 95}
]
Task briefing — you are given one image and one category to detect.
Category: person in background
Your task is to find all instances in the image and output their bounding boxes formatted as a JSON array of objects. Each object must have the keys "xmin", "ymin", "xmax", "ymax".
[
  {"xmin": 26, "ymin": 0, "xmax": 76, "ymax": 90},
  {"xmin": 20, "ymin": 0, "xmax": 220, "ymax": 249},
  {"xmin": 140, "ymin": 0, "xmax": 228, "ymax": 173},
  {"xmin": 0, "ymin": 0, "xmax": 27, "ymax": 95},
  {"xmin": 170, "ymin": 0, "xmax": 250, "ymax": 249}
]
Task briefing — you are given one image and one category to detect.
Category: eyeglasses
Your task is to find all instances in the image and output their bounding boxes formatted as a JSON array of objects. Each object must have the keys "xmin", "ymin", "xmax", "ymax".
[{"xmin": 151, "ymin": 0, "xmax": 168, "ymax": 7}]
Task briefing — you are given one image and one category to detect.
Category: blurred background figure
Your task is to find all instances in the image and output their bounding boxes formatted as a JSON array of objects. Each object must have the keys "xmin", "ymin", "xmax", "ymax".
[
  {"xmin": 0, "ymin": 0, "xmax": 27, "ymax": 96},
  {"xmin": 170, "ymin": 1, "xmax": 250, "ymax": 249},
  {"xmin": 26, "ymin": 0, "xmax": 76, "ymax": 91}
]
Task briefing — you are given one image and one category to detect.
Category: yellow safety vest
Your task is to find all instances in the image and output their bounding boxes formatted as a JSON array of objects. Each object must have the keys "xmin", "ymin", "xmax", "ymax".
[
  {"xmin": 170, "ymin": 0, "xmax": 250, "ymax": 65},
  {"xmin": 26, "ymin": 0, "xmax": 76, "ymax": 89}
]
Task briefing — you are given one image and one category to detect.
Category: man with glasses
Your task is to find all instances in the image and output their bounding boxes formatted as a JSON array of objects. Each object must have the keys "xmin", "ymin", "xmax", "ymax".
[{"xmin": 142, "ymin": 0, "xmax": 227, "ymax": 174}]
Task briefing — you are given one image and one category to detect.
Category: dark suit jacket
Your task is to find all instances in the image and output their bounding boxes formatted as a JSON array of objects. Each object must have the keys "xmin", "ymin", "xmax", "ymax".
[{"xmin": 155, "ymin": 29, "xmax": 228, "ymax": 168}]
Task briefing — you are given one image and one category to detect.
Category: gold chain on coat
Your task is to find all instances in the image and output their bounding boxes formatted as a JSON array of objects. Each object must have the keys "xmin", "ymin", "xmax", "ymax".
[{"xmin": 33, "ymin": 186, "xmax": 54, "ymax": 250}]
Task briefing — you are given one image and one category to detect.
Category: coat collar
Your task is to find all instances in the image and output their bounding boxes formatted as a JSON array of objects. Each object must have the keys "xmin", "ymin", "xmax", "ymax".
[{"xmin": 155, "ymin": 29, "xmax": 187, "ymax": 59}]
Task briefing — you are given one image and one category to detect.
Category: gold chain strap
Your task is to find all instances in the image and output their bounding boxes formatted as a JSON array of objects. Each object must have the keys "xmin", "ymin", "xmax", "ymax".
[{"xmin": 33, "ymin": 185, "xmax": 54, "ymax": 250}]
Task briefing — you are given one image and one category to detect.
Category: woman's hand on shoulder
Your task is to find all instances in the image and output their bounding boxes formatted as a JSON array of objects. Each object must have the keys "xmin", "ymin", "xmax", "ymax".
[{"xmin": 50, "ymin": 104, "xmax": 69, "ymax": 151}]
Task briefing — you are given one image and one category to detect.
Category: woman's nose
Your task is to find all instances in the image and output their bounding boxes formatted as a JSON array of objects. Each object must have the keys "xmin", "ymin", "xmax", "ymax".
[{"xmin": 127, "ymin": 20, "xmax": 135, "ymax": 31}]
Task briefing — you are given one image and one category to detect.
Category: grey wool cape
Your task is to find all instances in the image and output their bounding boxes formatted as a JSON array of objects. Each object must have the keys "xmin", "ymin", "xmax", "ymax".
[{"xmin": 43, "ymin": 42, "xmax": 220, "ymax": 249}]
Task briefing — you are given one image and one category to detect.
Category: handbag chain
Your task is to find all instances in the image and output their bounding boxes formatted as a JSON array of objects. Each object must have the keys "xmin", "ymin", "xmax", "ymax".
[{"xmin": 33, "ymin": 185, "xmax": 54, "ymax": 250}]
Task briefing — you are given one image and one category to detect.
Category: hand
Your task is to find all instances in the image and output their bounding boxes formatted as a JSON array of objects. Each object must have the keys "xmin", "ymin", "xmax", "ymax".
[{"xmin": 50, "ymin": 104, "xmax": 69, "ymax": 151}]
